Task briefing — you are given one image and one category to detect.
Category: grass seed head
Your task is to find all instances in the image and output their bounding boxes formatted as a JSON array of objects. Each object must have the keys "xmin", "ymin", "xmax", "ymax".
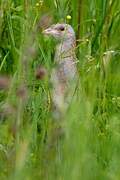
[
  {"xmin": 35, "ymin": 66, "xmax": 47, "ymax": 80},
  {"xmin": 0, "ymin": 76, "xmax": 10, "ymax": 90},
  {"xmin": 16, "ymin": 85, "xmax": 28, "ymax": 100},
  {"xmin": 38, "ymin": 14, "xmax": 53, "ymax": 29}
]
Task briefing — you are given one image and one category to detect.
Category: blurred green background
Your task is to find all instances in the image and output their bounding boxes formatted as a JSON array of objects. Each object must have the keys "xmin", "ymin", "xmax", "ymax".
[{"xmin": 0, "ymin": 0, "xmax": 120, "ymax": 179}]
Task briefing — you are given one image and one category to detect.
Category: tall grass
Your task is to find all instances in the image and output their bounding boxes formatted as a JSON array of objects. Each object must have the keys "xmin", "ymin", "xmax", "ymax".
[{"xmin": 0, "ymin": 0, "xmax": 120, "ymax": 179}]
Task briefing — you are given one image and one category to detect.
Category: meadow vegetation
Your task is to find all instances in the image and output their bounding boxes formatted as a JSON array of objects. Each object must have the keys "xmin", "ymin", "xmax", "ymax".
[{"xmin": 0, "ymin": 0, "xmax": 120, "ymax": 179}]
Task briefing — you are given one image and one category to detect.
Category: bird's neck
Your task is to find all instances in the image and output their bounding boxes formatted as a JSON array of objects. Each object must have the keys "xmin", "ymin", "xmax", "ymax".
[{"xmin": 55, "ymin": 38, "xmax": 76, "ymax": 62}]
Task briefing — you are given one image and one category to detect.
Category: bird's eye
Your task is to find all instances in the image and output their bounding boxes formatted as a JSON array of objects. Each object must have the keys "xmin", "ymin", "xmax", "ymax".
[{"xmin": 59, "ymin": 26, "xmax": 65, "ymax": 31}]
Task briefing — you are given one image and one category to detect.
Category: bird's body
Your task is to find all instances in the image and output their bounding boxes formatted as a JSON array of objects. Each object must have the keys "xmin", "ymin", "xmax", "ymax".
[{"xmin": 44, "ymin": 23, "xmax": 77, "ymax": 117}]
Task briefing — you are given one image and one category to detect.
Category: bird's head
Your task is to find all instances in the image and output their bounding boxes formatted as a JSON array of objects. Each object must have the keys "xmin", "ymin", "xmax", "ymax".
[{"xmin": 43, "ymin": 23, "xmax": 75, "ymax": 42}]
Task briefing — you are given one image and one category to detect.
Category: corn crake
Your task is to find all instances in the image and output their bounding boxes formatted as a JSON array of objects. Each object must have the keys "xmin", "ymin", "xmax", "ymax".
[{"xmin": 43, "ymin": 23, "xmax": 78, "ymax": 119}]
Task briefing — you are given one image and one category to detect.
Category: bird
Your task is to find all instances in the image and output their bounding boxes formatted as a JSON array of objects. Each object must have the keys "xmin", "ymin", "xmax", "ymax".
[{"xmin": 43, "ymin": 23, "xmax": 78, "ymax": 119}]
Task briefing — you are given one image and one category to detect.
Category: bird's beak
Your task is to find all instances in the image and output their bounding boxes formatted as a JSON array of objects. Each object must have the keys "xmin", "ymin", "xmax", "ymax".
[
  {"xmin": 43, "ymin": 27, "xmax": 58, "ymax": 36},
  {"xmin": 43, "ymin": 27, "xmax": 53, "ymax": 35}
]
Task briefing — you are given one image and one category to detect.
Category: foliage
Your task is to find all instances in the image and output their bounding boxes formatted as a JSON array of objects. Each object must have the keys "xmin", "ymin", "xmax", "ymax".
[{"xmin": 0, "ymin": 0, "xmax": 120, "ymax": 179}]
